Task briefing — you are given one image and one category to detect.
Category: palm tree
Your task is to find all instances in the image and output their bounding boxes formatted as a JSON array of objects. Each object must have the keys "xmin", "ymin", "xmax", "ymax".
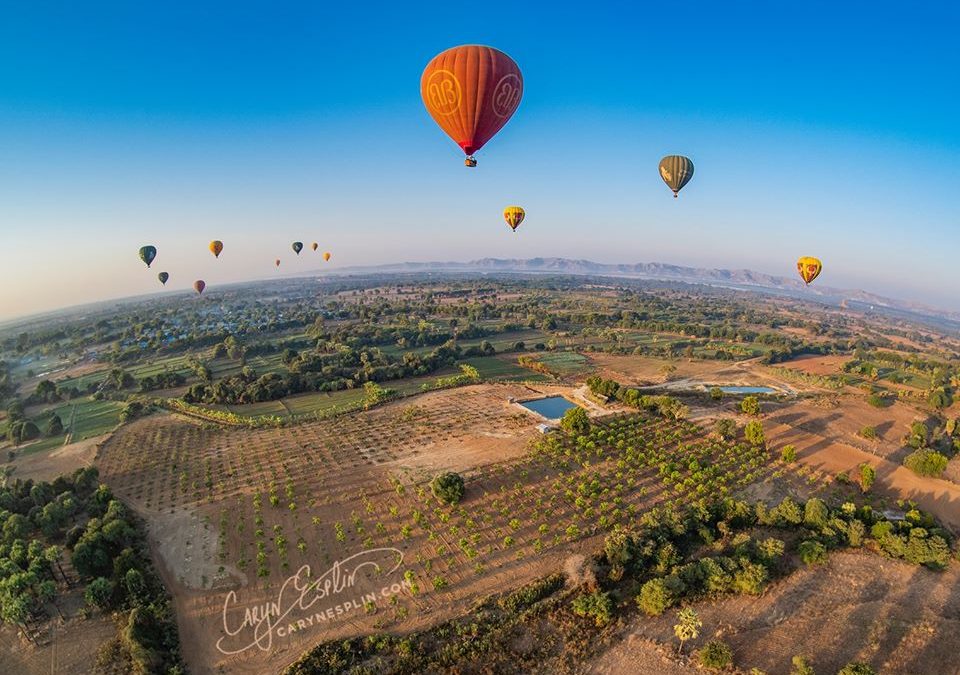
[{"xmin": 673, "ymin": 607, "xmax": 702, "ymax": 655}]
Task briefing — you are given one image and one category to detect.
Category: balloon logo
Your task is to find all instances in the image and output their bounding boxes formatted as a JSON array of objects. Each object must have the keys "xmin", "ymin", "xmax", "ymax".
[
  {"xmin": 503, "ymin": 206, "xmax": 525, "ymax": 232},
  {"xmin": 797, "ymin": 257, "xmax": 822, "ymax": 285},
  {"xmin": 292, "ymin": 241, "xmax": 303, "ymax": 255},
  {"xmin": 421, "ymin": 45, "xmax": 523, "ymax": 165},
  {"xmin": 659, "ymin": 155, "xmax": 695, "ymax": 198},
  {"xmin": 139, "ymin": 246, "xmax": 157, "ymax": 268},
  {"xmin": 193, "ymin": 280, "xmax": 206, "ymax": 295},
  {"xmin": 158, "ymin": 272, "xmax": 169, "ymax": 286},
  {"xmin": 209, "ymin": 240, "xmax": 223, "ymax": 258}
]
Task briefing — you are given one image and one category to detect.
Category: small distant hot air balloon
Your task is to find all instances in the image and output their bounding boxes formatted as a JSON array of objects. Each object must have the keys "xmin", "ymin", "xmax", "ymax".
[
  {"xmin": 503, "ymin": 206, "xmax": 525, "ymax": 232},
  {"xmin": 158, "ymin": 272, "xmax": 169, "ymax": 286},
  {"xmin": 275, "ymin": 258, "xmax": 281, "ymax": 267},
  {"xmin": 311, "ymin": 242, "xmax": 318, "ymax": 252},
  {"xmin": 421, "ymin": 45, "xmax": 523, "ymax": 167},
  {"xmin": 323, "ymin": 252, "xmax": 331, "ymax": 262},
  {"xmin": 193, "ymin": 280, "xmax": 206, "ymax": 295},
  {"xmin": 139, "ymin": 246, "xmax": 157, "ymax": 268},
  {"xmin": 292, "ymin": 241, "xmax": 303, "ymax": 255},
  {"xmin": 659, "ymin": 155, "xmax": 695, "ymax": 198},
  {"xmin": 797, "ymin": 257, "xmax": 822, "ymax": 285},
  {"xmin": 209, "ymin": 240, "xmax": 223, "ymax": 258}
]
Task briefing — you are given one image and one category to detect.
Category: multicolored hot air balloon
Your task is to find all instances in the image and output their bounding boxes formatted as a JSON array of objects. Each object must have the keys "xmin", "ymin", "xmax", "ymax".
[
  {"xmin": 323, "ymin": 252, "xmax": 331, "ymax": 262},
  {"xmin": 421, "ymin": 45, "xmax": 523, "ymax": 167},
  {"xmin": 658, "ymin": 155, "xmax": 695, "ymax": 198},
  {"xmin": 797, "ymin": 257, "xmax": 822, "ymax": 285},
  {"xmin": 311, "ymin": 242, "xmax": 318, "ymax": 252},
  {"xmin": 209, "ymin": 240, "xmax": 223, "ymax": 258},
  {"xmin": 292, "ymin": 241, "xmax": 303, "ymax": 255},
  {"xmin": 503, "ymin": 206, "xmax": 525, "ymax": 232},
  {"xmin": 139, "ymin": 246, "xmax": 157, "ymax": 268},
  {"xmin": 193, "ymin": 280, "xmax": 206, "ymax": 295},
  {"xmin": 158, "ymin": 272, "xmax": 169, "ymax": 286}
]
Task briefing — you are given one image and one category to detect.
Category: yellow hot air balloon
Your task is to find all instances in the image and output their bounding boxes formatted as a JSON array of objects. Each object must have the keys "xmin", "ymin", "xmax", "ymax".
[
  {"xmin": 209, "ymin": 240, "xmax": 223, "ymax": 258},
  {"xmin": 797, "ymin": 256, "xmax": 822, "ymax": 285},
  {"xmin": 311, "ymin": 242, "xmax": 318, "ymax": 252},
  {"xmin": 323, "ymin": 251, "xmax": 331, "ymax": 262},
  {"xmin": 659, "ymin": 155, "xmax": 694, "ymax": 198},
  {"xmin": 503, "ymin": 206, "xmax": 525, "ymax": 232}
]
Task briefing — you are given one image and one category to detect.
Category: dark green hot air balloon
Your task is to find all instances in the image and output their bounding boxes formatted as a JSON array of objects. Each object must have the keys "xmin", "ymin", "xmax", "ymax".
[
  {"xmin": 139, "ymin": 245, "xmax": 157, "ymax": 268},
  {"xmin": 658, "ymin": 155, "xmax": 695, "ymax": 198},
  {"xmin": 292, "ymin": 241, "xmax": 303, "ymax": 255},
  {"xmin": 158, "ymin": 272, "xmax": 169, "ymax": 285}
]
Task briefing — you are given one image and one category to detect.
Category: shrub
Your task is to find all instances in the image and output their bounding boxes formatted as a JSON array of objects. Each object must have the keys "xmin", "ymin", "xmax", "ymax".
[
  {"xmin": 903, "ymin": 449, "xmax": 948, "ymax": 477},
  {"xmin": 744, "ymin": 420, "xmax": 765, "ymax": 447},
  {"xmin": 698, "ymin": 640, "xmax": 734, "ymax": 670},
  {"xmin": 560, "ymin": 407, "xmax": 590, "ymax": 434},
  {"xmin": 85, "ymin": 577, "xmax": 115, "ymax": 610},
  {"xmin": 798, "ymin": 540, "xmax": 827, "ymax": 565},
  {"xmin": 790, "ymin": 655, "xmax": 815, "ymax": 675},
  {"xmin": 714, "ymin": 418, "xmax": 737, "ymax": 441},
  {"xmin": 803, "ymin": 498, "xmax": 830, "ymax": 530},
  {"xmin": 637, "ymin": 577, "xmax": 676, "ymax": 616},
  {"xmin": 780, "ymin": 445, "xmax": 797, "ymax": 463},
  {"xmin": 571, "ymin": 590, "xmax": 614, "ymax": 627},
  {"xmin": 867, "ymin": 392, "xmax": 892, "ymax": 408},
  {"xmin": 740, "ymin": 396, "xmax": 761, "ymax": 416},
  {"xmin": 838, "ymin": 663, "xmax": 877, "ymax": 675},
  {"xmin": 858, "ymin": 463, "xmax": 876, "ymax": 492},
  {"xmin": 430, "ymin": 472, "xmax": 464, "ymax": 505},
  {"xmin": 860, "ymin": 425, "xmax": 877, "ymax": 440},
  {"xmin": 709, "ymin": 387, "xmax": 724, "ymax": 401}
]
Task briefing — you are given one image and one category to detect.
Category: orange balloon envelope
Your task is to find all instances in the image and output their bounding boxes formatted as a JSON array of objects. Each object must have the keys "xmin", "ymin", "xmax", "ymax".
[
  {"xmin": 311, "ymin": 242, "xmax": 318, "ymax": 251},
  {"xmin": 797, "ymin": 256, "xmax": 822, "ymax": 285},
  {"xmin": 503, "ymin": 206, "xmax": 525, "ymax": 232},
  {"xmin": 323, "ymin": 252, "xmax": 331, "ymax": 262},
  {"xmin": 421, "ymin": 45, "xmax": 523, "ymax": 166},
  {"xmin": 193, "ymin": 280, "xmax": 205, "ymax": 295},
  {"xmin": 209, "ymin": 240, "xmax": 223, "ymax": 258}
]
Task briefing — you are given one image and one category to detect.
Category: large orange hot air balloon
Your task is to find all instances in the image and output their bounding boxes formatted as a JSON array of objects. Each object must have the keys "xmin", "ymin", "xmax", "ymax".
[
  {"xmin": 193, "ymin": 280, "xmax": 205, "ymax": 295},
  {"xmin": 503, "ymin": 206, "xmax": 525, "ymax": 232},
  {"xmin": 323, "ymin": 251, "xmax": 331, "ymax": 262},
  {"xmin": 797, "ymin": 256, "xmax": 822, "ymax": 285},
  {"xmin": 421, "ymin": 45, "xmax": 523, "ymax": 167},
  {"xmin": 209, "ymin": 240, "xmax": 223, "ymax": 258}
]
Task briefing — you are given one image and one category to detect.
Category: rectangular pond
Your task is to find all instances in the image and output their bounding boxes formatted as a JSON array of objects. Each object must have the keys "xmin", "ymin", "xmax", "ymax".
[
  {"xmin": 716, "ymin": 386, "xmax": 777, "ymax": 394},
  {"xmin": 519, "ymin": 395, "xmax": 578, "ymax": 420}
]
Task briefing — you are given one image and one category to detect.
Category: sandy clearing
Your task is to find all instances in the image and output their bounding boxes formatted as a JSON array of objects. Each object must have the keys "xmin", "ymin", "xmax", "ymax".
[{"xmin": 3, "ymin": 433, "xmax": 107, "ymax": 482}]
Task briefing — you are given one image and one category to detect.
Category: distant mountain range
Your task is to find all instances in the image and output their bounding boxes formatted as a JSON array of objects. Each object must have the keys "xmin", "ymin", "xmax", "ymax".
[{"xmin": 327, "ymin": 257, "xmax": 960, "ymax": 326}]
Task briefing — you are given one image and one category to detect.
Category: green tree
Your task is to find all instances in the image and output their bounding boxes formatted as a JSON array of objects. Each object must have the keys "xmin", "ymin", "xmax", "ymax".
[
  {"xmin": 740, "ymin": 395, "xmax": 761, "ymax": 416},
  {"xmin": 790, "ymin": 655, "xmax": 815, "ymax": 675},
  {"xmin": 430, "ymin": 472, "xmax": 465, "ymax": 505},
  {"xmin": 571, "ymin": 591, "xmax": 614, "ymax": 627},
  {"xmin": 903, "ymin": 449, "xmax": 948, "ymax": 477},
  {"xmin": 837, "ymin": 664, "xmax": 877, "ymax": 675},
  {"xmin": 714, "ymin": 418, "xmax": 737, "ymax": 441},
  {"xmin": 560, "ymin": 406, "xmax": 590, "ymax": 434},
  {"xmin": 744, "ymin": 420, "xmax": 765, "ymax": 447},
  {"xmin": 781, "ymin": 444, "xmax": 797, "ymax": 462},
  {"xmin": 46, "ymin": 414, "xmax": 64, "ymax": 437},
  {"xmin": 637, "ymin": 577, "xmax": 677, "ymax": 616},
  {"xmin": 858, "ymin": 463, "xmax": 876, "ymax": 492},
  {"xmin": 699, "ymin": 640, "xmax": 733, "ymax": 670},
  {"xmin": 84, "ymin": 577, "xmax": 115, "ymax": 610}
]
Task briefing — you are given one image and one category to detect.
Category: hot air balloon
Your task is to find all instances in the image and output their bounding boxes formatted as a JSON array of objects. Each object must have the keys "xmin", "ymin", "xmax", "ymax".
[
  {"xmin": 797, "ymin": 257, "xmax": 822, "ymax": 285},
  {"xmin": 421, "ymin": 45, "xmax": 523, "ymax": 167},
  {"xmin": 193, "ymin": 280, "xmax": 206, "ymax": 295},
  {"xmin": 292, "ymin": 241, "xmax": 303, "ymax": 255},
  {"xmin": 275, "ymin": 259, "xmax": 281, "ymax": 267},
  {"xmin": 209, "ymin": 240, "xmax": 223, "ymax": 258},
  {"xmin": 158, "ymin": 272, "xmax": 169, "ymax": 286},
  {"xmin": 658, "ymin": 155, "xmax": 695, "ymax": 198},
  {"xmin": 503, "ymin": 206, "xmax": 525, "ymax": 232},
  {"xmin": 139, "ymin": 246, "xmax": 157, "ymax": 268},
  {"xmin": 311, "ymin": 242, "xmax": 318, "ymax": 252},
  {"xmin": 323, "ymin": 252, "xmax": 331, "ymax": 262}
]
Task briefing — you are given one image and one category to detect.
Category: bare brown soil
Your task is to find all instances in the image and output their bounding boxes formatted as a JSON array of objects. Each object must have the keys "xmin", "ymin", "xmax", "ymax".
[
  {"xmin": 776, "ymin": 353, "xmax": 849, "ymax": 376},
  {"xmin": 594, "ymin": 551, "xmax": 960, "ymax": 675},
  {"xmin": 3, "ymin": 433, "xmax": 106, "ymax": 482}
]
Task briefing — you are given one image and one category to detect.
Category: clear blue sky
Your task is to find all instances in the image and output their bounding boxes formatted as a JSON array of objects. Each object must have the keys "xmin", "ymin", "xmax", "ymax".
[{"xmin": 1, "ymin": 1, "xmax": 958, "ymax": 319}]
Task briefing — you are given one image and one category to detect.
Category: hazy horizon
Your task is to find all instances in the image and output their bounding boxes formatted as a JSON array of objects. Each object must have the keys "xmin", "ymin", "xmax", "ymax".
[{"xmin": 2, "ymin": 2, "xmax": 958, "ymax": 319}]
